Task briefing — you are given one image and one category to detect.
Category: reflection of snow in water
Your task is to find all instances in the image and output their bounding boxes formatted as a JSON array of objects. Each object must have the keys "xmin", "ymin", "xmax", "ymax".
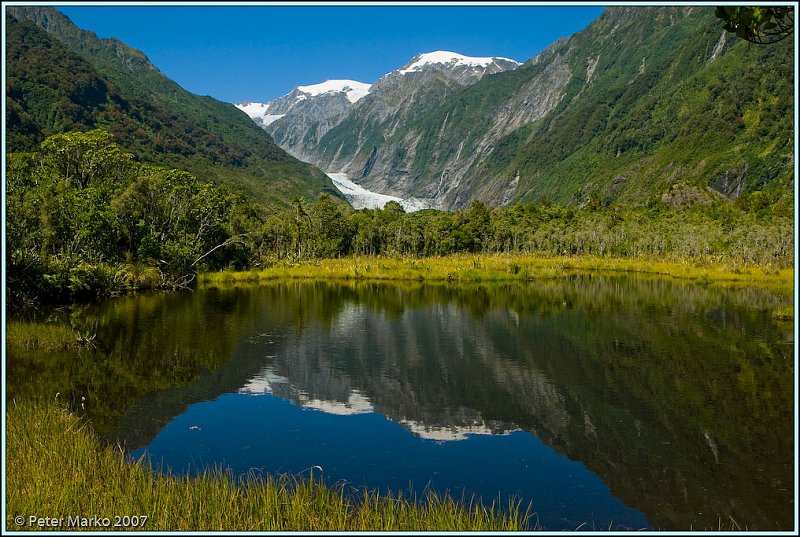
[
  {"xmin": 400, "ymin": 418, "xmax": 519, "ymax": 442},
  {"xmin": 326, "ymin": 172, "xmax": 438, "ymax": 212},
  {"xmin": 303, "ymin": 390, "xmax": 374, "ymax": 415},
  {"xmin": 240, "ymin": 368, "xmax": 374, "ymax": 416},
  {"xmin": 241, "ymin": 366, "xmax": 515, "ymax": 440},
  {"xmin": 239, "ymin": 369, "xmax": 291, "ymax": 395}
]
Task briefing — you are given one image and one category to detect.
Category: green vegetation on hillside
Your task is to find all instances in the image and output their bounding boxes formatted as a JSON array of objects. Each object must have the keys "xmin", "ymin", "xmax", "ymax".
[
  {"xmin": 5, "ymin": 9, "xmax": 337, "ymax": 207},
  {"xmin": 475, "ymin": 8, "xmax": 793, "ymax": 206},
  {"xmin": 6, "ymin": 130, "xmax": 251, "ymax": 310}
]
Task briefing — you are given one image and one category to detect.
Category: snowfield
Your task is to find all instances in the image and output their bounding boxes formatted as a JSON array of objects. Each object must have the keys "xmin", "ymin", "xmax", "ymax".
[
  {"xmin": 398, "ymin": 50, "xmax": 520, "ymax": 74},
  {"xmin": 235, "ymin": 103, "xmax": 285, "ymax": 125},
  {"xmin": 236, "ymin": 101, "xmax": 271, "ymax": 118},
  {"xmin": 326, "ymin": 172, "xmax": 437, "ymax": 212},
  {"xmin": 296, "ymin": 79, "xmax": 371, "ymax": 103}
]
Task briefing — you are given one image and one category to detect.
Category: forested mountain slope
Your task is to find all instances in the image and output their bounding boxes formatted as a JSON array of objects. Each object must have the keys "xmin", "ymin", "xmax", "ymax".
[
  {"xmin": 468, "ymin": 6, "xmax": 794, "ymax": 209},
  {"xmin": 6, "ymin": 7, "xmax": 339, "ymax": 207}
]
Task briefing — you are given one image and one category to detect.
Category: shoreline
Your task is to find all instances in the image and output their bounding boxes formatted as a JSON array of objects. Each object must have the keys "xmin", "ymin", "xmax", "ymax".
[{"xmin": 199, "ymin": 254, "xmax": 794, "ymax": 295}]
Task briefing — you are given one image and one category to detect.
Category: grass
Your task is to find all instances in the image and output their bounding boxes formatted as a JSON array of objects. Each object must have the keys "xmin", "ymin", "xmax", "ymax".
[
  {"xmin": 770, "ymin": 304, "xmax": 794, "ymax": 321},
  {"xmin": 5, "ymin": 400, "xmax": 532, "ymax": 531},
  {"xmin": 200, "ymin": 254, "xmax": 794, "ymax": 294},
  {"xmin": 5, "ymin": 321, "xmax": 81, "ymax": 350}
]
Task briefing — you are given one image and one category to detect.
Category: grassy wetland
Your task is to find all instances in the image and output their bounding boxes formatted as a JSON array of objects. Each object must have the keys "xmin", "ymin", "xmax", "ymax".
[
  {"xmin": 198, "ymin": 253, "xmax": 794, "ymax": 291},
  {"xmin": 6, "ymin": 400, "xmax": 530, "ymax": 531}
]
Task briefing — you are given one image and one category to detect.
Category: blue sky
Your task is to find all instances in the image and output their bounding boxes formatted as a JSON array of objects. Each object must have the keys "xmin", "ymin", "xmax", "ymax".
[{"xmin": 56, "ymin": 4, "xmax": 606, "ymax": 104}]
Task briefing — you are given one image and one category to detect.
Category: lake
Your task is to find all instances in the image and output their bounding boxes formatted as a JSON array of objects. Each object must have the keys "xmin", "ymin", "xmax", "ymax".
[{"xmin": 7, "ymin": 276, "xmax": 794, "ymax": 530}]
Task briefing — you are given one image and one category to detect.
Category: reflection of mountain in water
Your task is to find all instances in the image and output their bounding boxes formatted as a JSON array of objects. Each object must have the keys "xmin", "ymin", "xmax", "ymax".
[
  {"xmin": 241, "ymin": 369, "xmax": 375, "ymax": 416},
  {"xmin": 101, "ymin": 279, "xmax": 792, "ymax": 530},
  {"xmin": 240, "ymin": 365, "xmax": 519, "ymax": 441},
  {"xmin": 238, "ymin": 300, "xmax": 556, "ymax": 442}
]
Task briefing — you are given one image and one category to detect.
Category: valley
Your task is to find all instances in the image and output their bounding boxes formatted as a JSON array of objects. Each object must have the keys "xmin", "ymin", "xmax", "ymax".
[{"xmin": 4, "ymin": 4, "xmax": 795, "ymax": 533}]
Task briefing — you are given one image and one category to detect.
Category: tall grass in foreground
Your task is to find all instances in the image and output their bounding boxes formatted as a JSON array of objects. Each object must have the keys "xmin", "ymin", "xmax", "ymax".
[{"xmin": 6, "ymin": 400, "xmax": 531, "ymax": 531}]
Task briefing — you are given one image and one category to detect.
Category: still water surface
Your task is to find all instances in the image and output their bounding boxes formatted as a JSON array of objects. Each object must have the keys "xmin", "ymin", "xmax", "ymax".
[{"xmin": 8, "ymin": 276, "xmax": 794, "ymax": 530}]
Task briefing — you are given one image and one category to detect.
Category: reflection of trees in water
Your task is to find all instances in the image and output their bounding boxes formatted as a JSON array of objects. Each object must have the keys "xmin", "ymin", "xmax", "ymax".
[
  {"xmin": 7, "ymin": 287, "xmax": 259, "ymax": 431},
  {"xmin": 8, "ymin": 277, "xmax": 792, "ymax": 530}
]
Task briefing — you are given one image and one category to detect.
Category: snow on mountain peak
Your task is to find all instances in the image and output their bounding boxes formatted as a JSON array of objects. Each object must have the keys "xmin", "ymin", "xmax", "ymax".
[
  {"xmin": 235, "ymin": 101, "xmax": 285, "ymax": 126},
  {"xmin": 237, "ymin": 101, "xmax": 270, "ymax": 117},
  {"xmin": 296, "ymin": 79, "xmax": 371, "ymax": 103},
  {"xmin": 398, "ymin": 50, "xmax": 520, "ymax": 74}
]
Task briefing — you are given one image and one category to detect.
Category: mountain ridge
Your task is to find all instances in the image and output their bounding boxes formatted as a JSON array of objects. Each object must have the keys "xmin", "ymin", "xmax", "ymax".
[
  {"xmin": 243, "ymin": 50, "xmax": 522, "ymax": 168},
  {"xmin": 6, "ymin": 6, "xmax": 341, "ymax": 208}
]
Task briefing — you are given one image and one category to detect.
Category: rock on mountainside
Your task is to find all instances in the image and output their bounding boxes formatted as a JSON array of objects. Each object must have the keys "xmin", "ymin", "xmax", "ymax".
[
  {"xmin": 237, "ymin": 80, "xmax": 372, "ymax": 162},
  {"xmin": 6, "ymin": 6, "xmax": 339, "ymax": 208}
]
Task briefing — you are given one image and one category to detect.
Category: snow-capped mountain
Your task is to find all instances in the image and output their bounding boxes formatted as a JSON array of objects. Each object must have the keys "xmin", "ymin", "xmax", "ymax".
[
  {"xmin": 237, "ymin": 50, "xmax": 521, "ymax": 205},
  {"xmin": 296, "ymin": 79, "xmax": 371, "ymax": 103},
  {"xmin": 358, "ymin": 50, "xmax": 520, "ymax": 95},
  {"xmin": 236, "ymin": 79, "xmax": 371, "ymax": 129}
]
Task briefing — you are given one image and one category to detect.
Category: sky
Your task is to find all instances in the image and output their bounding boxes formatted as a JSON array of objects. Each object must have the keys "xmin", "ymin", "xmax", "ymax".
[{"xmin": 55, "ymin": 3, "xmax": 606, "ymax": 104}]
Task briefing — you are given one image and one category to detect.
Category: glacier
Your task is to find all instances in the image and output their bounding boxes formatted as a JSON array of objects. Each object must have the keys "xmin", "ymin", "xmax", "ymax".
[{"xmin": 326, "ymin": 172, "xmax": 437, "ymax": 212}]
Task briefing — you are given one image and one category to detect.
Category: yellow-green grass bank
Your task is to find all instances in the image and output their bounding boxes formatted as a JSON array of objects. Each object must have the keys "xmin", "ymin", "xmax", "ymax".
[
  {"xmin": 200, "ymin": 254, "xmax": 794, "ymax": 306},
  {"xmin": 6, "ymin": 400, "xmax": 530, "ymax": 531}
]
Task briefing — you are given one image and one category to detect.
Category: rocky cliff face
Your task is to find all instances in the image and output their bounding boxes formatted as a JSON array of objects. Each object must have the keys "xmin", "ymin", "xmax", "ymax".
[
  {"xmin": 300, "ymin": 51, "xmax": 524, "ymax": 207},
  {"xmin": 356, "ymin": 43, "xmax": 573, "ymax": 208}
]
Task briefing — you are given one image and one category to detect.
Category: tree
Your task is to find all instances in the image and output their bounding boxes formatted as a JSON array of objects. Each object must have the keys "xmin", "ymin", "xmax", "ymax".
[
  {"xmin": 310, "ymin": 194, "xmax": 350, "ymax": 257},
  {"xmin": 464, "ymin": 200, "xmax": 492, "ymax": 252},
  {"xmin": 715, "ymin": 6, "xmax": 794, "ymax": 44},
  {"xmin": 291, "ymin": 197, "xmax": 311, "ymax": 259},
  {"xmin": 40, "ymin": 129, "xmax": 134, "ymax": 189}
]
